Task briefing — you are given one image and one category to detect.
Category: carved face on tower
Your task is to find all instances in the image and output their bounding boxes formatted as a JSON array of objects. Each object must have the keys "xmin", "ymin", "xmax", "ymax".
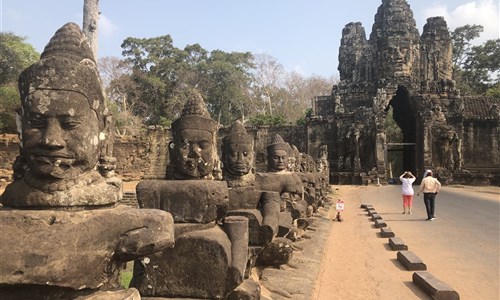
[
  {"xmin": 222, "ymin": 121, "xmax": 254, "ymax": 178},
  {"xmin": 18, "ymin": 22, "xmax": 107, "ymax": 181},
  {"xmin": 170, "ymin": 90, "xmax": 218, "ymax": 179},
  {"xmin": 267, "ymin": 134, "xmax": 289, "ymax": 173}
]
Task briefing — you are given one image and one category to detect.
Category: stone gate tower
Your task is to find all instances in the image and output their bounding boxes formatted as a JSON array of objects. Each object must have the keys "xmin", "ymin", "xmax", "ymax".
[{"xmin": 309, "ymin": 0, "xmax": 499, "ymax": 185}]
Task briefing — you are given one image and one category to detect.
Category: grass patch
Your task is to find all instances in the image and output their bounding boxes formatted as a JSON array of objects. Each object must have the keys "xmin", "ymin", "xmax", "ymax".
[{"xmin": 120, "ymin": 261, "xmax": 134, "ymax": 288}]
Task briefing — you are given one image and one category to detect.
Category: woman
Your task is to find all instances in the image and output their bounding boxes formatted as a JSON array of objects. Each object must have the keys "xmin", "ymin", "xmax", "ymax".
[{"xmin": 399, "ymin": 171, "xmax": 416, "ymax": 214}]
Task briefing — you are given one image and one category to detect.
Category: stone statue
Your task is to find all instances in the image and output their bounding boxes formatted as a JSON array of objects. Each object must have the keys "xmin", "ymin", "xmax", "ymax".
[
  {"xmin": 221, "ymin": 121, "xmax": 289, "ymax": 268},
  {"xmin": 166, "ymin": 90, "xmax": 219, "ymax": 180},
  {"xmin": 0, "ymin": 23, "xmax": 174, "ymax": 299},
  {"xmin": 1, "ymin": 22, "xmax": 120, "ymax": 208},
  {"xmin": 256, "ymin": 134, "xmax": 310, "ymax": 241},
  {"xmin": 222, "ymin": 120, "xmax": 255, "ymax": 187},
  {"xmin": 131, "ymin": 91, "xmax": 253, "ymax": 299},
  {"xmin": 266, "ymin": 134, "xmax": 289, "ymax": 173}
]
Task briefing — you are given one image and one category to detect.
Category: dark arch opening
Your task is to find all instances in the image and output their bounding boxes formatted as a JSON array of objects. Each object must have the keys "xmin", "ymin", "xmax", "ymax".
[{"xmin": 387, "ymin": 85, "xmax": 416, "ymax": 174}]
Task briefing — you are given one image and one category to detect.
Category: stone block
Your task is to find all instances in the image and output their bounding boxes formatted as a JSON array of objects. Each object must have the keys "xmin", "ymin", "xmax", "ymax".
[
  {"xmin": 413, "ymin": 271, "xmax": 460, "ymax": 300},
  {"xmin": 363, "ymin": 204, "xmax": 374, "ymax": 210},
  {"xmin": 131, "ymin": 226, "xmax": 237, "ymax": 299},
  {"xmin": 0, "ymin": 206, "xmax": 174, "ymax": 294},
  {"xmin": 380, "ymin": 227, "xmax": 395, "ymax": 237},
  {"xmin": 389, "ymin": 237, "xmax": 408, "ymax": 250},
  {"xmin": 228, "ymin": 187, "xmax": 262, "ymax": 210},
  {"xmin": 397, "ymin": 251, "xmax": 427, "ymax": 271},
  {"xmin": 136, "ymin": 180, "xmax": 229, "ymax": 223},
  {"xmin": 367, "ymin": 209, "xmax": 376, "ymax": 216},
  {"xmin": 374, "ymin": 219, "xmax": 387, "ymax": 228},
  {"xmin": 371, "ymin": 213, "xmax": 382, "ymax": 220}
]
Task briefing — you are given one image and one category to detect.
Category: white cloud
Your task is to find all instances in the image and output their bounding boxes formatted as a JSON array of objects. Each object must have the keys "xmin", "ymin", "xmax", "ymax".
[
  {"xmin": 99, "ymin": 14, "xmax": 118, "ymax": 37},
  {"xmin": 423, "ymin": 0, "xmax": 499, "ymax": 43}
]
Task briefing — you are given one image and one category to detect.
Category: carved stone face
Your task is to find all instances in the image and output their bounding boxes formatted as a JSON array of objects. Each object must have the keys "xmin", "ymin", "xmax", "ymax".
[
  {"xmin": 172, "ymin": 129, "xmax": 215, "ymax": 179},
  {"xmin": 224, "ymin": 143, "xmax": 254, "ymax": 177},
  {"xmin": 22, "ymin": 89, "xmax": 101, "ymax": 180},
  {"xmin": 268, "ymin": 149, "xmax": 288, "ymax": 172}
]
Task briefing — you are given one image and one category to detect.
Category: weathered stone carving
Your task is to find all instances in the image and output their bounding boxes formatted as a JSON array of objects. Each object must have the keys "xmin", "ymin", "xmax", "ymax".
[
  {"xmin": 0, "ymin": 22, "xmax": 174, "ymax": 299},
  {"xmin": 166, "ymin": 90, "xmax": 220, "ymax": 180},
  {"xmin": 266, "ymin": 134, "xmax": 289, "ymax": 173},
  {"xmin": 1, "ymin": 22, "xmax": 120, "ymax": 208},
  {"xmin": 309, "ymin": 0, "xmax": 499, "ymax": 185},
  {"xmin": 131, "ymin": 91, "xmax": 252, "ymax": 299},
  {"xmin": 222, "ymin": 121, "xmax": 288, "ymax": 267}
]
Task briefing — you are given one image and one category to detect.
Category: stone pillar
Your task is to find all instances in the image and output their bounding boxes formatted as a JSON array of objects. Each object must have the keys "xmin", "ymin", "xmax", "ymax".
[
  {"xmin": 224, "ymin": 216, "xmax": 249, "ymax": 285},
  {"xmin": 492, "ymin": 124, "xmax": 499, "ymax": 165}
]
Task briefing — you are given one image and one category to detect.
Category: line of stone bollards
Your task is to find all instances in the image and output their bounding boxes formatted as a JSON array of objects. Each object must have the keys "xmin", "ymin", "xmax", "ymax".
[{"xmin": 361, "ymin": 204, "xmax": 460, "ymax": 300}]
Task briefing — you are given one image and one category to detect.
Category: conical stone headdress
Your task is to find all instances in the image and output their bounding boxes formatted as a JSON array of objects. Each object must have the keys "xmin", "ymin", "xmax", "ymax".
[
  {"xmin": 223, "ymin": 120, "xmax": 253, "ymax": 146},
  {"xmin": 267, "ymin": 134, "xmax": 289, "ymax": 153},
  {"xmin": 171, "ymin": 90, "xmax": 218, "ymax": 134},
  {"xmin": 18, "ymin": 22, "xmax": 107, "ymax": 124}
]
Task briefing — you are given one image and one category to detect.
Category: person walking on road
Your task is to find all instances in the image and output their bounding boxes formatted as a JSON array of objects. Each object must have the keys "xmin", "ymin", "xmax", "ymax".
[
  {"xmin": 417, "ymin": 170, "xmax": 441, "ymax": 221},
  {"xmin": 399, "ymin": 171, "xmax": 416, "ymax": 214}
]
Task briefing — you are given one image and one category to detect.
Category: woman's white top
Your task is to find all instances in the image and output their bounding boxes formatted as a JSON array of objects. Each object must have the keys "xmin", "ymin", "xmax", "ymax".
[{"xmin": 400, "ymin": 177, "xmax": 416, "ymax": 195}]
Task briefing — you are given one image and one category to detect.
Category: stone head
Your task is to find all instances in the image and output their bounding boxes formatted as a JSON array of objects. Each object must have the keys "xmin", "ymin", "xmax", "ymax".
[
  {"xmin": 170, "ymin": 90, "xmax": 218, "ymax": 179},
  {"xmin": 222, "ymin": 120, "xmax": 254, "ymax": 178},
  {"xmin": 267, "ymin": 134, "xmax": 289, "ymax": 172},
  {"xmin": 17, "ymin": 22, "xmax": 109, "ymax": 181}
]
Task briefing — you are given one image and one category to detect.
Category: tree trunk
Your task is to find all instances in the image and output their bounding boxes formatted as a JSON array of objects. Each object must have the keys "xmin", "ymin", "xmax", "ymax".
[{"xmin": 83, "ymin": 0, "xmax": 99, "ymax": 59}]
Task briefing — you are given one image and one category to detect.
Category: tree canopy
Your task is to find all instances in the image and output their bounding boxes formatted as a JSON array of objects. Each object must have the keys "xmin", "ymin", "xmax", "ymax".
[
  {"xmin": 451, "ymin": 25, "xmax": 500, "ymax": 96},
  {"xmin": 0, "ymin": 33, "xmax": 39, "ymax": 133}
]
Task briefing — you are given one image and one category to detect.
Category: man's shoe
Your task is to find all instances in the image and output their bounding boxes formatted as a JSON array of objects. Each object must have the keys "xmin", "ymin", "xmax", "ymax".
[
  {"xmin": 431, "ymin": 217, "xmax": 436, "ymax": 220},
  {"xmin": 426, "ymin": 218, "xmax": 432, "ymax": 221}
]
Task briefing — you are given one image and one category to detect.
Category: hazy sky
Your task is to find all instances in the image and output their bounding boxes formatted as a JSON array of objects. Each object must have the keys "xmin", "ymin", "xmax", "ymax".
[{"xmin": 1, "ymin": 0, "xmax": 498, "ymax": 78}]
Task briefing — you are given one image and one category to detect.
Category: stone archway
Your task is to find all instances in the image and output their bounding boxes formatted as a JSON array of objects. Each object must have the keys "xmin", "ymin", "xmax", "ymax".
[{"xmin": 386, "ymin": 85, "xmax": 417, "ymax": 175}]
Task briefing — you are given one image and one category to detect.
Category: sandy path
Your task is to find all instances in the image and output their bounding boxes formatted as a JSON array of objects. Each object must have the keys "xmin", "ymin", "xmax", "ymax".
[
  {"xmin": 313, "ymin": 186, "xmax": 429, "ymax": 300},
  {"xmin": 313, "ymin": 185, "xmax": 499, "ymax": 300}
]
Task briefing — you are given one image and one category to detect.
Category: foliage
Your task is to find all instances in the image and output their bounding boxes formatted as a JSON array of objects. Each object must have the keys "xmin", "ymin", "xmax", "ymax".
[
  {"xmin": 384, "ymin": 108, "xmax": 402, "ymax": 143},
  {"xmin": 451, "ymin": 25, "xmax": 500, "ymax": 95},
  {"xmin": 106, "ymin": 99, "xmax": 143, "ymax": 137},
  {"xmin": 249, "ymin": 113, "xmax": 287, "ymax": 126},
  {"xmin": 250, "ymin": 53, "xmax": 337, "ymax": 124},
  {"xmin": 296, "ymin": 108, "xmax": 313, "ymax": 125},
  {"xmin": 0, "ymin": 33, "xmax": 39, "ymax": 133},
  {"xmin": 0, "ymin": 84, "xmax": 20, "ymax": 133},
  {"xmin": 0, "ymin": 33, "xmax": 39, "ymax": 85},
  {"xmin": 119, "ymin": 35, "xmax": 255, "ymax": 126}
]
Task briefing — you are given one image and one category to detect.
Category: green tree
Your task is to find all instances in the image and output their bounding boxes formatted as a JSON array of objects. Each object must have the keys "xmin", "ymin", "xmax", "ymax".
[
  {"xmin": 120, "ymin": 35, "xmax": 254, "ymax": 125},
  {"xmin": 248, "ymin": 113, "xmax": 287, "ymax": 126},
  {"xmin": 0, "ymin": 33, "xmax": 39, "ymax": 85},
  {"xmin": 0, "ymin": 33, "xmax": 39, "ymax": 133},
  {"xmin": 451, "ymin": 25, "xmax": 500, "ymax": 95}
]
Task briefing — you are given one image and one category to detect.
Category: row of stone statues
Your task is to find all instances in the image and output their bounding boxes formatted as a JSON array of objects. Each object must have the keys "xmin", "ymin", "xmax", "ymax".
[{"xmin": 0, "ymin": 23, "xmax": 331, "ymax": 299}]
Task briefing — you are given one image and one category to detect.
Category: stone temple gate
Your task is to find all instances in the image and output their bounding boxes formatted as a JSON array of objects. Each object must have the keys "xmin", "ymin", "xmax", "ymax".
[{"xmin": 307, "ymin": 0, "xmax": 499, "ymax": 185}]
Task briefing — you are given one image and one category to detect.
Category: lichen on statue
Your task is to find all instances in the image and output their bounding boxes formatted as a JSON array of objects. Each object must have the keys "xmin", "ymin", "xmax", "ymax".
[{"xmin": 0, "ymin": 22, "xmax": 120, "ymax": 209}]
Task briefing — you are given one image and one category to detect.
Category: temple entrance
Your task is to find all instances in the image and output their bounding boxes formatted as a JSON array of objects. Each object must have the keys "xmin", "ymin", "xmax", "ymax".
[{"xmin": 384, "ymin": 85, "xmax": 417, "ymax": 179}]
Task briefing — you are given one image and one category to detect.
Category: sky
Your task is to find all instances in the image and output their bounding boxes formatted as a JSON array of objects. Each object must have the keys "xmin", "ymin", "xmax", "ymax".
[{"xmin": 1, "ymin": 0, "xmax": 499, "ymax": 78}]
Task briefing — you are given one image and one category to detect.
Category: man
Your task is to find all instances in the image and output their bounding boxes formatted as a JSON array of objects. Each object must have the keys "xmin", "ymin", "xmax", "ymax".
[{"xmin": 417, "ymin": 169, "xmax": 441, "ymax": 220}]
